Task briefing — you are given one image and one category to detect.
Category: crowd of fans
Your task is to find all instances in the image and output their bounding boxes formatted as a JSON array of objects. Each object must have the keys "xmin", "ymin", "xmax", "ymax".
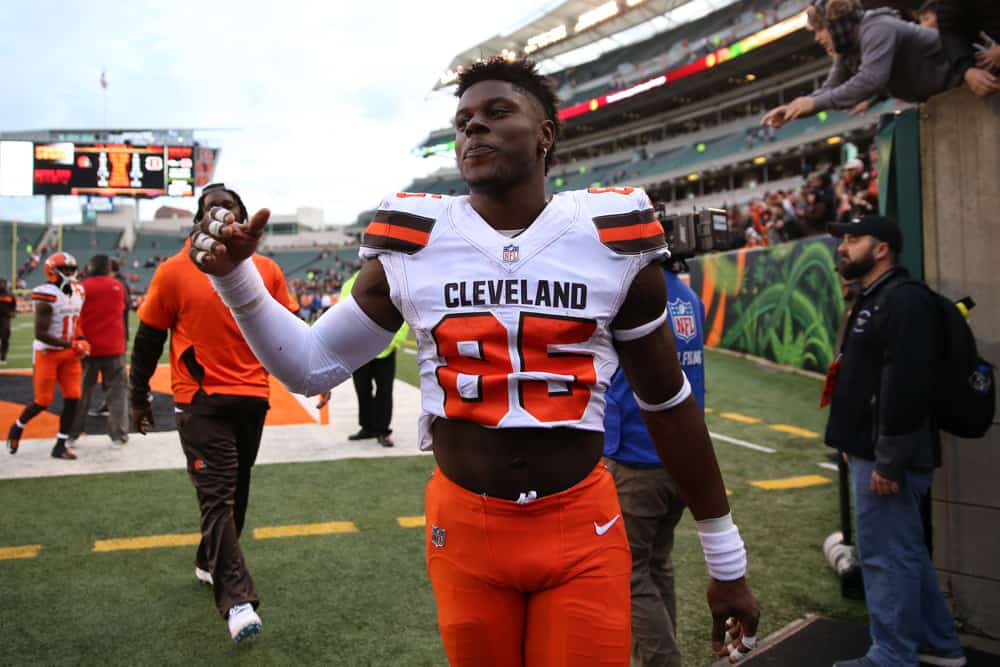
[{"xmin": 726, "ymin": 143, "xmax": 879, "ymax": 248}]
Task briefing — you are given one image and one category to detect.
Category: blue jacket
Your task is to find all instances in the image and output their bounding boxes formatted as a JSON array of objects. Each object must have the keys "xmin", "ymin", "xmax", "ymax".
[{"xmin": 603, "ymin": 270, "xmax": 706, "ymax": 467}]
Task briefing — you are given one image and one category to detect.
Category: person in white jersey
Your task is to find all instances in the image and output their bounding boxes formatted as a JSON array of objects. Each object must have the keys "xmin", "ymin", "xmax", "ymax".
[
  {"xmin": 7, "ymin": 252, "xmax": 90, "ymax": 459},
  {"xmin": 188, "ymin": 57, "xmax": 760, "ymax": 666}
]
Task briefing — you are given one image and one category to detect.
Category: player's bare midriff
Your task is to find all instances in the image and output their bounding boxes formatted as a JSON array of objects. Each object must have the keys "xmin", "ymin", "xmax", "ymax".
[{"xmin": 431, "ymin": 418, "xmax": 604, "ymax": 500}]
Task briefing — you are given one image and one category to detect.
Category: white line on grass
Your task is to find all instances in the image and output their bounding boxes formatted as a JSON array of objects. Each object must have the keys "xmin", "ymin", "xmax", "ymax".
[
  {"xmin": 709, "ymin": 432, "xmax": 776, "ymax": 454},
  {"xmin": 817, "ymin": 462, "xmax": 839, "ymax": 471}
]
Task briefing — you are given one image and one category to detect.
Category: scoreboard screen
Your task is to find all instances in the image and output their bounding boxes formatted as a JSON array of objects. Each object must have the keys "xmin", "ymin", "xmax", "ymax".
[
  {"xmin": 20, "ymin": 142, "xmax": 206, "ymax": 197},
  {"xmin": 166, "ymin": 145, "xmax": 195, "ymax": 197},
  {"xmin": 70, "ymin": 144, "xmax": 166, "ymax": 197},
  {"xmin": 33, "ymin": 142, "xmax": 75, "ymax": 195}
]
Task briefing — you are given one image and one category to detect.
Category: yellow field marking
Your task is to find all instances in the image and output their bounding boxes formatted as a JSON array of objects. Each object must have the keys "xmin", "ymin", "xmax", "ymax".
[
  {"xmin": 719, "ymin": 412, "xmax": 762, "ymax": 424},
  {"xmin": 93, "ymin": 533, "xmax": 200, "ymax": 552},
  {"xmin": 397, "ymin": 516, "xmax": 426, "ymax": 528},
  {"xmin": 751, "ymin": 475, "xmax": 832, "ymax": 491},
  {"xmin": 704, "ymin": 407, "xmax": 714, "ymax": 413},
  {"xmin": 253, "ymin": 521, "xmax": 358, "ymax": 540},
  {"xmin": 726, "ymin": 489, "xmax": 733, "ymax": 497},
  {"xmin": 770, "ymin": 424, "xmax": 819, "ymax": 438},
  {"xmin": 0, "ymin": 544, "xmax": 42, "ymax": 560}
]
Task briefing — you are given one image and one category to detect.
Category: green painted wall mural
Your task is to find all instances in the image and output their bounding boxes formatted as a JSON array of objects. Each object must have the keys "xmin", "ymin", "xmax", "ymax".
[{"xmin": 687, "ymin": 236, "xmax": 846, "ymax": 372}]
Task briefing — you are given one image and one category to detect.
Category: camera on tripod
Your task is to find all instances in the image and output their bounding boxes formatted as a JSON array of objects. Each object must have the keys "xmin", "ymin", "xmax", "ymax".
[{"xmin": 654, "ymin": 205, "xmax": 730, "ymax": 260}]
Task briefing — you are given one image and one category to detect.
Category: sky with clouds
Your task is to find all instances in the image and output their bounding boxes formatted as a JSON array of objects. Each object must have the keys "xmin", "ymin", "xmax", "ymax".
[{"xmin": 0, "ymin": 0, "xmax": 553, "ymax": 224}]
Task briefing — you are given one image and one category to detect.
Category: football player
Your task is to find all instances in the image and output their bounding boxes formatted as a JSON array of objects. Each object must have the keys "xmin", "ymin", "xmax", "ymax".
[
  {"xmin": 7, "ymin": 252, "xmax": 90, "ymax": 459},
  {"xmin": 191, "ymin": 58, "xmax": 760, "ymax": 665}
]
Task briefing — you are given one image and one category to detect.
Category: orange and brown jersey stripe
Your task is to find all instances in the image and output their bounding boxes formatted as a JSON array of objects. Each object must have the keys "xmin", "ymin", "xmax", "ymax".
[
  {"xmin": 32, "ymin": 292, "xmax": 57, "ymax": 303},
  {"xmin": 593, "ymin": 208, "xmax": 666, "ymax": 254},
  {"xmin": 363, "ymin": 210, "xmax": 436, "ymax": 254}
]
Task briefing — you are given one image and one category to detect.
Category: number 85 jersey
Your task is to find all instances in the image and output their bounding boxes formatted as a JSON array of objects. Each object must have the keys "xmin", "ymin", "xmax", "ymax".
[{"xmin": 360, "ymin": 187, "xmax": 669, "ymax": 450}]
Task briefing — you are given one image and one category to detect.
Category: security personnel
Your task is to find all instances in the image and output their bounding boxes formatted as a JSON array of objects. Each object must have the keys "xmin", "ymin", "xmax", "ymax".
[
  {"xmin": 339, "ymin": 268, "xmax": 410, "ymax": 447},
  {"xmin": 603, "ymin": 262, "xmax": 706, "ymax": 667},
  {"xmin": 825, "ymin": 215, "xmax": 964, "ymax": 667}
]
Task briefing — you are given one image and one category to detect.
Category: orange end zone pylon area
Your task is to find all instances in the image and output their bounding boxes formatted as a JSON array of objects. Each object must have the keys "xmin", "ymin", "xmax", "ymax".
[{"xmin": 0, "ymin": 365, "xmax": 319, "ymax": 440}]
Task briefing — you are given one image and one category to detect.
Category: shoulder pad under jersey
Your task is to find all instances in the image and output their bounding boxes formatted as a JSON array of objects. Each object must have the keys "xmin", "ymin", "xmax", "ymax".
[
  {"xmin": 32, "ymin": 283, "xmax": 60, "ymax": 302},
  {"xmin": 582, "ymin": 186, "xmax": 667, "ymax": 255},
  {"xmin": 360, "ymin": 192, "xmax": 448, "ymax": 256}
]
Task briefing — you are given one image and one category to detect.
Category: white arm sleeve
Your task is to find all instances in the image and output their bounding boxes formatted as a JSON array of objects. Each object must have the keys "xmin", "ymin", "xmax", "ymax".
[{"xmin": 209, "ymin": 261, "xmax": 395, "ymax": 396}]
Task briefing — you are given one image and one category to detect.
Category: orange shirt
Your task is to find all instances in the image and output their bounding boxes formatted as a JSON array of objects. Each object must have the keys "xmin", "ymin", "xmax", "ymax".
[{"xmin": 138, "ymin": 241, "xmax": 298, "ymax": 403}]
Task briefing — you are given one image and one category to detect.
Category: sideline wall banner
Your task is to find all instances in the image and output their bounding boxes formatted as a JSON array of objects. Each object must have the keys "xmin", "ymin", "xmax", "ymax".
[{"xmin": 687, "ymin": 236, "xmax": 845, "ymax": 373}]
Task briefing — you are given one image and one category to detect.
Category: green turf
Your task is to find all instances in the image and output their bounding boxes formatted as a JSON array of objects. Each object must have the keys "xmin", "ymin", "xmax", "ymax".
[{"xmin": 0, "ymin": 347, "xmax": 867, "ymax": 665}]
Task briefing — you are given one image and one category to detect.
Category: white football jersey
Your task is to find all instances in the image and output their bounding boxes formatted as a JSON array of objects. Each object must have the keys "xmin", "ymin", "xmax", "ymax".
[
  {"xmin": 32, "ymin": 281, "xmax": 85, "ymax": 352},
  {"xmin": 360, "ymin": 187, "xmax": 668, "ymax": 450}
]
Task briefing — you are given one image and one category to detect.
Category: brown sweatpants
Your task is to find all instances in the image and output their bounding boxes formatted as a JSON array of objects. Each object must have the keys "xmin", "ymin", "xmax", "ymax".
[{"xmin": 175, "ymin": 394, "xmax": 268, "ymax": 617}]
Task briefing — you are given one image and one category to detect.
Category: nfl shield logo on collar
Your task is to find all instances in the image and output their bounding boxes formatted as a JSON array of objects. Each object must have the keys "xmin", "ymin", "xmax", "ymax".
[
  {"xmin": 502, "ymin": 244, "xmax": 519, "ymax": 263},
  {"xmin": 431, "ymin": 525, "xmax": 447, "ymax": 548}
]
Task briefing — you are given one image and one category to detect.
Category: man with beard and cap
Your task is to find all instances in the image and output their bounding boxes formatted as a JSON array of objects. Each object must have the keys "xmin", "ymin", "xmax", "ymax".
[
  {"xmin": 761, "ymin": 0, "xmax": 966, "ymax": 128},
  {"xmin": 824, "ymin": 215, "xmax": 966, "ymax": 667}
]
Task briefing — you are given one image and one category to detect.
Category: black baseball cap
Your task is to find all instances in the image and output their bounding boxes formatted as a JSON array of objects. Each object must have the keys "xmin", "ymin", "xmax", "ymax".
[{"xmin": 828, "ymin": 215, "xmax": 903, "ymax": 253}]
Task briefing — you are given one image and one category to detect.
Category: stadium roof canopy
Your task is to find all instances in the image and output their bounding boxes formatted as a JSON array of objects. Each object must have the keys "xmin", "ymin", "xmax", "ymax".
[{"xmin": 434, "ymin": 0, "xmax": 733, "ymax": 90}]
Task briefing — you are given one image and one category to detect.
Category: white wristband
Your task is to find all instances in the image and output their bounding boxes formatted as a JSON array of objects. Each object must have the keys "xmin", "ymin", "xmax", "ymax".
[
  {"xmin": 697, "ymin": 514, "xmax": 747, "ymax": 581},
  {"xmin": 208, "ymin": 260, "xmax": 267, "ymax": 314},
  {"xmin": 634, "ymin": 372, "xmax": 691, "ymax": 412}
]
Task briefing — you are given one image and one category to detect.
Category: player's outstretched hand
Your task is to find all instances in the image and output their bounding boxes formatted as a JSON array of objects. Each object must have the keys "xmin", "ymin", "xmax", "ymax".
[
  {"xmin": 189, "ymin": 206, "xmax": 270, "ymax": 276},
  {"xmin": 708, "ymin": 577, "xmax": 761, "ymax": 663}
]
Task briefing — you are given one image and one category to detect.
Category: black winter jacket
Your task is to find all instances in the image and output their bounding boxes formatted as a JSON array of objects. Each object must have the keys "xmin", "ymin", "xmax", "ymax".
[{"xmin": 824, "ymin": 267, "xmax": 942, "ymax": 481}]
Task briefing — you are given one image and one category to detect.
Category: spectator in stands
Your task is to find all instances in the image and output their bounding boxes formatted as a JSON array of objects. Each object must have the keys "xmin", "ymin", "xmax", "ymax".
[
  {"xmin": 761, "ymin": 0, "xmax": 965, "ymax": 127},
  {"xmin": 0, "ymin": 278, "xmax": 15, "ymax": 365},
  {"xmin": 69, "ymin": 254, "xmax": 128, "ymax": 447},
  {"xmin": 913, "ymin": 0, "xmax": 938, "ymax": 29},
  {"xmin": 937, "ymin": 0, "xmax": 1000, "ymax": 97}
]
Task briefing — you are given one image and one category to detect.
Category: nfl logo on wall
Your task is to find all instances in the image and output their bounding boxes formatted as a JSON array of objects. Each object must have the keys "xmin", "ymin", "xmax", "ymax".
[
  {"xmin": 668, "ymin": 298, "xmax": 697, "ymax": 343},
  {"xmin": 431, "ymin": 525, "xmax": 447, "ymax": 548},
  {"xmin": 502, "ymin": 244, "xmax": 519, "ymax": 263}
]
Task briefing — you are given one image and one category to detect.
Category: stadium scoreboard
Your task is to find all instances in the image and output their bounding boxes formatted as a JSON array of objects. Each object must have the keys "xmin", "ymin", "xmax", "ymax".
[{"xmin": 0, "ymin": 140, "xmax": 214, "ymax": 197}]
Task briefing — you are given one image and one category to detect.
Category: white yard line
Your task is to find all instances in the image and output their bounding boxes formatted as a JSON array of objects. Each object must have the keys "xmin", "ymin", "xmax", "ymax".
[{"xmin": 709, "ymin": 432, "xmax": 776, "ymax": 454}]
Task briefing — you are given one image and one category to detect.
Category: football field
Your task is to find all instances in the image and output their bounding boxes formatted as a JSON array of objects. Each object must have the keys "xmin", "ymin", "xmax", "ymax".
[{"xmin": 0, "ymin": 316, "xmax": 867, "ymax": 665}]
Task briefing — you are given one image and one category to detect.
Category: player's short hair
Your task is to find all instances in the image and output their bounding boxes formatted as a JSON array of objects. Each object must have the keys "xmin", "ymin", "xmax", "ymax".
[
  {"xmin": 195, "ymin": 183, "xmax": 248, "ymax": 224},
  {"xmin": 455, "ymin": 57, "xmax": 561, "ymax": 173}
]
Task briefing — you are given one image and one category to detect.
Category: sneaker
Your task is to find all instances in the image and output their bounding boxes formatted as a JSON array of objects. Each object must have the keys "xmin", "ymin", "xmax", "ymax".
[
  {"xmin": 918, "ymin": 653, "xmax": 967, "ymax": 667},
  {"xmin": 111, "ymin": 437, "xmax": 128, "ymax": 447},
  {"xmin": 348, "ymin": 429, "xmax": 376, "ymax": 441},
  {"xmin": 377, "ymin": 434, "xmax": 395, "ymax": 448},
  {"xmin": 88, "ymin": 405, "xmax": 110, "ymax": 417},
  {"xmin": 51, "ymin": 443, "xmax": 77, "ymax": 460},
  {"xmin": 195, "ymin": 566, "xmax": 213, "ymax": 586},
  {"xmin": 7, "ymin": 423, "xmax": 22, "ymax": 455},
  {"xmin": 227, "ymin": 603, "xmax": 261, "ymax": 643}
]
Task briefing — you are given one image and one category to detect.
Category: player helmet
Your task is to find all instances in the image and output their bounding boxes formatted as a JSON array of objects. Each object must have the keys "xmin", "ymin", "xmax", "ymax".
[{"xmin": 44, "ymin": 252, "xmax": 79, "ymax": 291}]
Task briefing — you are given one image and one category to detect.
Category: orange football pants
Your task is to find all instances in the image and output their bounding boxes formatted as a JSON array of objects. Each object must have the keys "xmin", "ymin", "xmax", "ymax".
[
  {"xmin": 425, "ymin": 462, "xmax": 632, "ymax": 667},
  {"xmin": 33, "ymin": 347, "xmax": 82, "ymax": 407}
]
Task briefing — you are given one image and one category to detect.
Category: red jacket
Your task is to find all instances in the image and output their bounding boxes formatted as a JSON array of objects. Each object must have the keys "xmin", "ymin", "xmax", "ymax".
[{"xmin": 80, "ymin": 275, "xmax": 127, "ymax": 356}]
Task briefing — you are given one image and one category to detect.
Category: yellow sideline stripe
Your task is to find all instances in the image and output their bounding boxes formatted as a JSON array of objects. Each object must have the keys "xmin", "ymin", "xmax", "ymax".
[
  {"xmin": 0, "ymin": 544, "xmax": 42, "ymax": 560},
  {"xmin": 93, "ymin": 533, "xmax": 200, "ymax": 552},
  {"xmin": 751, "ymin": 475, "xmax": 832, "ymax": 491},
  {"xmin": 719, "ymin": 412, "xmax": 762, "ymax": 424},
  {"xmin": 254, "ymin": 522, "xmax": 358, "ymax": 540},
  {"xmin": 397, "ymin": 516, "xmax": 426, "ymax": 528},
  {"xmin": 770, "ymin": 424, "xmax": 819, "ymax": 438}
]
